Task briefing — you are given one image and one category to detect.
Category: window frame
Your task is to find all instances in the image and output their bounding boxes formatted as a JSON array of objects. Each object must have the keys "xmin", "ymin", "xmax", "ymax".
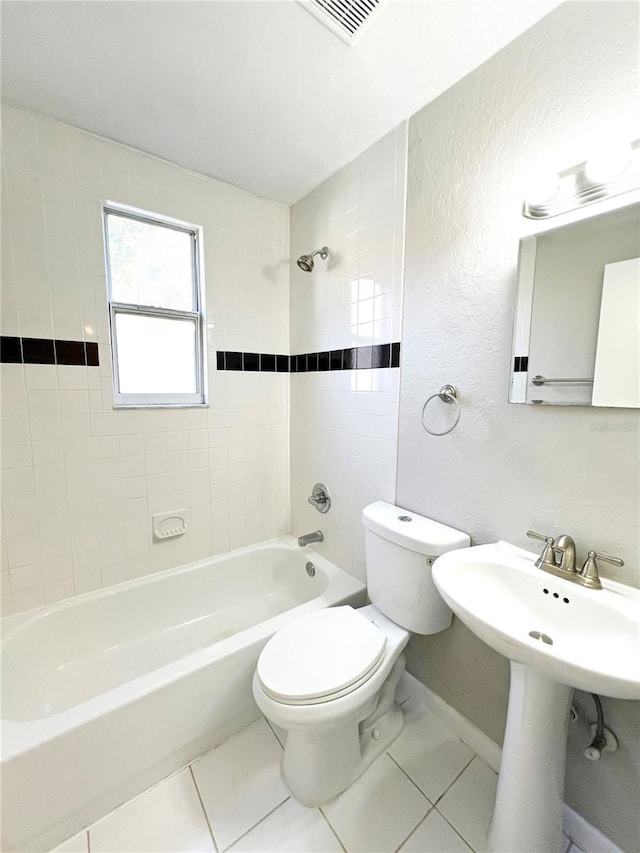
[{"xmin": 103, "ymin": 201, "xmax": 208, "ymax": 408}]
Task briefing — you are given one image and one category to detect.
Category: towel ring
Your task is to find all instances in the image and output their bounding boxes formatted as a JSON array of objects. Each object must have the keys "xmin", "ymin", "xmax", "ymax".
[{"xmin": 421, "ymin": 385, "xmax": 461, "ymax": 436}]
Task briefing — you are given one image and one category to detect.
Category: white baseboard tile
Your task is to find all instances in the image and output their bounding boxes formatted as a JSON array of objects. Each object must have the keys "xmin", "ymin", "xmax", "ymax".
[
  {"xmin": 563, "ymin": 804, "xmax": 623, "ymax": 853},
  {"xmin": 397, "ymin": 673, "xmax": 502, "ymax": 772}
]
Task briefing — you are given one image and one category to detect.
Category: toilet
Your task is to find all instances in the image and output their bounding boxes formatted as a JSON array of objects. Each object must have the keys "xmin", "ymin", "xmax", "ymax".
[{"xmin": 252, "ymin": 501, "xmax": 470, "ymax": 805}]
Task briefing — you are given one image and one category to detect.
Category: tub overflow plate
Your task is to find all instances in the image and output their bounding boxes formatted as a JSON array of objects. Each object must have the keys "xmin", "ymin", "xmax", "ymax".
[{"xmin": 306, "ymin": 562, "xmax": 316, "ymax": 577}]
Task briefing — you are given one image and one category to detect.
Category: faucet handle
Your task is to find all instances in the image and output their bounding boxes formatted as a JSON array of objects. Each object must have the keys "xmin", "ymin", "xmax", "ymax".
[
  {"xmin": 579, "ymin": 550, "xmax": 624, "ymax": 590},
  {"xmin": 527, "ymin": 530, "xmax": 554, "ymax": 545},
  {"xmin": 591, "ymin": 550, "xmax": 624, "ymax": 567},
  {"xmin": 308, "ymin": 483, "xmax": 331, "ymax": 514},
  {"xmin": 526, "ymin": 531, "xmax": 556, "ymax": 569}
]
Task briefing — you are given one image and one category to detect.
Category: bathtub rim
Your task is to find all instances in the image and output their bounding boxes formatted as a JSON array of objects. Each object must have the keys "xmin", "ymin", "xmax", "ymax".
[
  {"xmin": 1, "ymin": 536, "xmax": 365, "ymax": 759},
  {"xmin": 2, "ymin": 535, "xmax": 325, "ymax": 637}
]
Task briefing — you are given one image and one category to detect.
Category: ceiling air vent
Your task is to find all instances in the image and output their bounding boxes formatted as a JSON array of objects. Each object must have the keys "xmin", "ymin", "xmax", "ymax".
[{"xmin": 298, "ymin": 0, "xmax": 388, "ymax": 45}]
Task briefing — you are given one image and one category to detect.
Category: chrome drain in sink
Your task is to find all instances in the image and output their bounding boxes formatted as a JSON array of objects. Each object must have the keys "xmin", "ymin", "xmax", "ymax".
[{"xmin": 529, "ymin": 630, "xmax": 553, "ymax": 645}]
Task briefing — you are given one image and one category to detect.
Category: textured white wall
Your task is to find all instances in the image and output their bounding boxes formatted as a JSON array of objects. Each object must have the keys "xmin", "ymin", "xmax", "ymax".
[
  {"xmin": 289, "ymin": 126, "xmax": 406, "ymax": 581},
  {"xmin": 398, "ymin": 3, "xmax": 639, "ymax": 849},
  {"xmin": 1, "ymin": 105, "xmax": 290, "ymax": 616}
]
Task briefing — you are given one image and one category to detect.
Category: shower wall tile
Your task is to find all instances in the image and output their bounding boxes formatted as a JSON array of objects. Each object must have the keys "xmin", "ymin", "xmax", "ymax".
[
  {"xmin": 289, "ymin": 125, "xmax": 407, "ymax": 582},
  {"xmin": 1, "ymin": 104, "xmax": 290, "ymax": 615}
]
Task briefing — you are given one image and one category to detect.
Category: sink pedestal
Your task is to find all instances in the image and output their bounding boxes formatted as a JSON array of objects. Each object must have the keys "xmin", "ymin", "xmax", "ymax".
[
  {"xmin": 432, "ymin": 540, "xmax": 640, "ymax": 850},
  {"xmin": 488, "ymin": 662, "xmax": 572, "ymax": 853}
]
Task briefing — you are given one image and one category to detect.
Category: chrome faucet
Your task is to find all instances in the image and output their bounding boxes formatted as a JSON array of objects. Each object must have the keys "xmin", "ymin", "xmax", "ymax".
[
  {"xmin": 297, "ymin": 530, "xmax": 324, "ymax": 548},
  {"xmin": 527, "ymin": 530, "xmax": 624, "ymax": 589},
  {"xmin": 553, "ymin": 534, "xmax": 577, "ymax": 573},
  {"xmin": 528, "ymin": 530, "xmax": 577, "ymax": 578}
]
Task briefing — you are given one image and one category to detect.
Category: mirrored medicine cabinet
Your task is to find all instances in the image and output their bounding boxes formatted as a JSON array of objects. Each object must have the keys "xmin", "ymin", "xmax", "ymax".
[{"xmin": 509, "ymin": 200, "xmax": 640, "ymax": 407}]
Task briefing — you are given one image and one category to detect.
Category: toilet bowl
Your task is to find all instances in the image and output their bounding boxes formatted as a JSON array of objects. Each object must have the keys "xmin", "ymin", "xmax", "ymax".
[
  {"xmin": 253, "ymin": 501, "xmax": 470, "ymax": 805},
  {"xmin": 253, "ymin": 604, "xmax": 409, "ymax": 804}
]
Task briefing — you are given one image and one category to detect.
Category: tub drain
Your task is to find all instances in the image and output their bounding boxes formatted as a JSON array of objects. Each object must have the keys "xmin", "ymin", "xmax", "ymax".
[{"xmin": 306, "ymin": 562, "xmax": 316, "ymax": 577}]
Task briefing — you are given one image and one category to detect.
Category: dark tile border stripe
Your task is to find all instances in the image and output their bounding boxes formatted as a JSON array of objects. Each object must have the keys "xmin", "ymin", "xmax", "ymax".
[
  {"xmin": 1, "ymin": 336, "xmax": 100, "ymax": 366},
  {"xmin": 1, "ymin": 336, "xmax": 22, "ymax": 363},
  {"xmin": 2, "ymin": 337, "xmax": 397, "ymax": 373},
  {"xmin": 22, "ymin": 337, "xmax": 55, "ymax": 364},
  {"xmin": 513, "ymin": 356, "xmax": 529, "ymax": 372},
  {"xmin": 85, "ymin": 342, "xmax": 99, "ymax": 366},
  {"xmin": 216, "ymin": 343, "xmax": 401, "ymax": 373}
]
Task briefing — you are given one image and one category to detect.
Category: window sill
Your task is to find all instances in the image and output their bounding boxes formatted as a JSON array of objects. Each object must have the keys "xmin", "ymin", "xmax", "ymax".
[{"xmin": 113, "ymin": 402, "xmax": 209, "ymax": 410}]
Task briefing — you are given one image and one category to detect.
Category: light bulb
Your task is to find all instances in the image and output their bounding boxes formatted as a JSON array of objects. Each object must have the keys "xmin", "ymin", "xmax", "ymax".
[
  {"xmin": 585, "ymin": 143, "xmax": 632, "ymax": 185},
  {"xmin": 523, "ymin": 173, "xmax": 560, "ymax": 208}
]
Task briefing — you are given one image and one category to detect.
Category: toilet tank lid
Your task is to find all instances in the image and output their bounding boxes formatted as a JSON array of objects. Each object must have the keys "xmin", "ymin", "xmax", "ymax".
[{"xmin": 362, "ymin": 501, "xmax": 470, "ymax": 555}]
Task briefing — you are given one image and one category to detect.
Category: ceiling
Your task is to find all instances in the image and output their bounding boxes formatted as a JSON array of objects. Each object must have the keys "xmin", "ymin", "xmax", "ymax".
[{"xmin": 1, "ymin": 0, "xmax": 561, "ymax": 204}]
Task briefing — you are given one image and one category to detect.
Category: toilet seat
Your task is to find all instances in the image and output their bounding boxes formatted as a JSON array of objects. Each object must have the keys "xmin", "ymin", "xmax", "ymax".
[{"xmin": 257, "ymin": 606, "xmax": 387, "ymax": 706}]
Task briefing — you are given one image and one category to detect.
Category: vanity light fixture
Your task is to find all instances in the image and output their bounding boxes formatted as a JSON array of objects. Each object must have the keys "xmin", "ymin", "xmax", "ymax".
[
  {"xmin": 522, "ymin": 174, "xmax": 560, "ymax": 208},
  {"xmin": 523, "ymin": 139, "xmax": 640, "ymax": 219},
  {"xmin": 584, "ymin": 142, "xmax": 633, "ymax": 185}
]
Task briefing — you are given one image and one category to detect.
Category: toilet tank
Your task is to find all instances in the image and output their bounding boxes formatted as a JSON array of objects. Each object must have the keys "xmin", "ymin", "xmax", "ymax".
[{"xmin": 362, "ymin": 501, "xmax": 470, "ymax": 634}]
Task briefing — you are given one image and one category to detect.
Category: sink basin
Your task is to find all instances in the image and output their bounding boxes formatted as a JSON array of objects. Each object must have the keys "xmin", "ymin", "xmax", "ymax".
[
  {"xmin": 432, "ymin": 541, "xmax": 640, "ymax": 852},
  {"xmin": 432, "ymin": 541, "xmax": 640, "ymax": 700}
]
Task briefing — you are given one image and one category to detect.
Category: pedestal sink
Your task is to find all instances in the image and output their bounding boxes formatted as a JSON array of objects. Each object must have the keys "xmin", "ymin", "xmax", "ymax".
[{"xmin": 432, "ymin": 541, "xmax": 640, "ymax": 853}]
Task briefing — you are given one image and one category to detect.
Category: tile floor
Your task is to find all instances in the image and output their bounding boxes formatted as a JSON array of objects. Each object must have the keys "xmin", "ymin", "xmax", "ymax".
[{"xmin": 52, "ymin": 695, "xmax": 584, "ymax": 853}]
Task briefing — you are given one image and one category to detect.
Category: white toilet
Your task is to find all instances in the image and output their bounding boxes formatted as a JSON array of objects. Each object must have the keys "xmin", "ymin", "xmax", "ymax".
[{"xmin": 252, "ymin": 501, "xmax": 470, "ymax": 805}]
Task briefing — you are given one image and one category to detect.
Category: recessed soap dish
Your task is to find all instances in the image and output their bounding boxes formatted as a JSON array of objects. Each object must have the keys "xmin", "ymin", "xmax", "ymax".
[{"xmin": 153, "ymin": 509, "xmax": 189, "ymax": 540}]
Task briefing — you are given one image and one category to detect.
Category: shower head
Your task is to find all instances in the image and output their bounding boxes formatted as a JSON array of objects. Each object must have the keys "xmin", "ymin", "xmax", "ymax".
[
  {"xmin": 297, "ymin": 254, "xmax": 314, "ymax": 273},
  {"xmin": 296, "ymin": 246, "xmax": 329, "ymax": 273}
]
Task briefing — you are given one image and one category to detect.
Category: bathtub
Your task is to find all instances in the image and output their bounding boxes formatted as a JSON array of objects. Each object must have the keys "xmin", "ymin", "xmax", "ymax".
[{"xmin": 1, "ymin": 536, "xmax": 365, "ymax": 852}]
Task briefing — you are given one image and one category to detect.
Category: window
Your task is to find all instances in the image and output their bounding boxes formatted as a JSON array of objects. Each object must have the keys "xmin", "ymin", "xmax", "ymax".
[{"xmin": 103, "ymin": 203, "xmax": 206, "ymax": 407}]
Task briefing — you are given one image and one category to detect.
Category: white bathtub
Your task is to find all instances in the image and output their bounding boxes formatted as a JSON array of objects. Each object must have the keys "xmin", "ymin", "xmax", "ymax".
[{"xmin": 1, "ymin": 536, "xmax": 365, "ymax": 852}]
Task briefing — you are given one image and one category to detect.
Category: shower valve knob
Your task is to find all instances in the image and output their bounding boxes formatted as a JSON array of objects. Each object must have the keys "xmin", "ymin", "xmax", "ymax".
[{"xmin": 308, "ymin": 483, "xmax": 331, "ymax": 513}]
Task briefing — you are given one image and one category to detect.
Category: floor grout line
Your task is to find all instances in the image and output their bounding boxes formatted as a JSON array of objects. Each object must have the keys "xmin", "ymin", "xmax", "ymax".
[
  {"xmin": 433, "ymin": 805, "xmax": 477, "ymax": 852},
  {"xmin": 263, "ymin": 716, "xmax": 285, "ymax": 749},
  {"xmin": 391, "ymin": 804, "xmax": 436, "ymax": 853},
  {"xmin": 219, "ymin": 796, "xmax": 291, "ymax": 852},
  {"xmin": 432, "ymin": 753, "xmax": 476, "ymax": 806},
  {"xmin": 189, "ymin": 764, "xmax": 219, "ymax": 852},
  {"xmin": 386, "ymin": 739, "xmax": 481, "ymax": 851},
  {"xmin": 319, "ymin": 804, "xmax": 343, "ymax": 849},
  {"xmin": 317, "ymin": 807, "xmax": 348, "ymax": 853},
  {"xmin": 54, "ymin": 704, "xmax": 494, "ymax": 853},
  {"xmin": 470, "ymin": 752, "xmax": 498, "ymax": 775},
  {"xmin": 318, "ymin": 756, "xmax": 432, "ymax": 853},
  {"xmin": 385, "ymin": 751, "xmax": 436, "ymax": 806}
]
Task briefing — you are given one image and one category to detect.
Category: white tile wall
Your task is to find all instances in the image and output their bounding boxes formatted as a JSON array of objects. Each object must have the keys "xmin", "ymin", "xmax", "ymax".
[
  {"xmin": 289, "ymin": 125, "xmax": 407, "ymax": 581},
  {"xmin": 1, "ymin": 103, "xmax": 289, "ymax": 616},
  {"xmin": 1, "ymin": 106, "xmax": 406, "ymax": 611},
  {"xmin": 290, "ymin": 128, "xmax": 405, "ymax": 355}
]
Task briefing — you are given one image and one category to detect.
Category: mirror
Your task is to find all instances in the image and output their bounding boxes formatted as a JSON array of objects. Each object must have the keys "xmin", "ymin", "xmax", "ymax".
[{"xmin": 509, "ymin": 201, "xmax": 640, "ymax": 407}]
